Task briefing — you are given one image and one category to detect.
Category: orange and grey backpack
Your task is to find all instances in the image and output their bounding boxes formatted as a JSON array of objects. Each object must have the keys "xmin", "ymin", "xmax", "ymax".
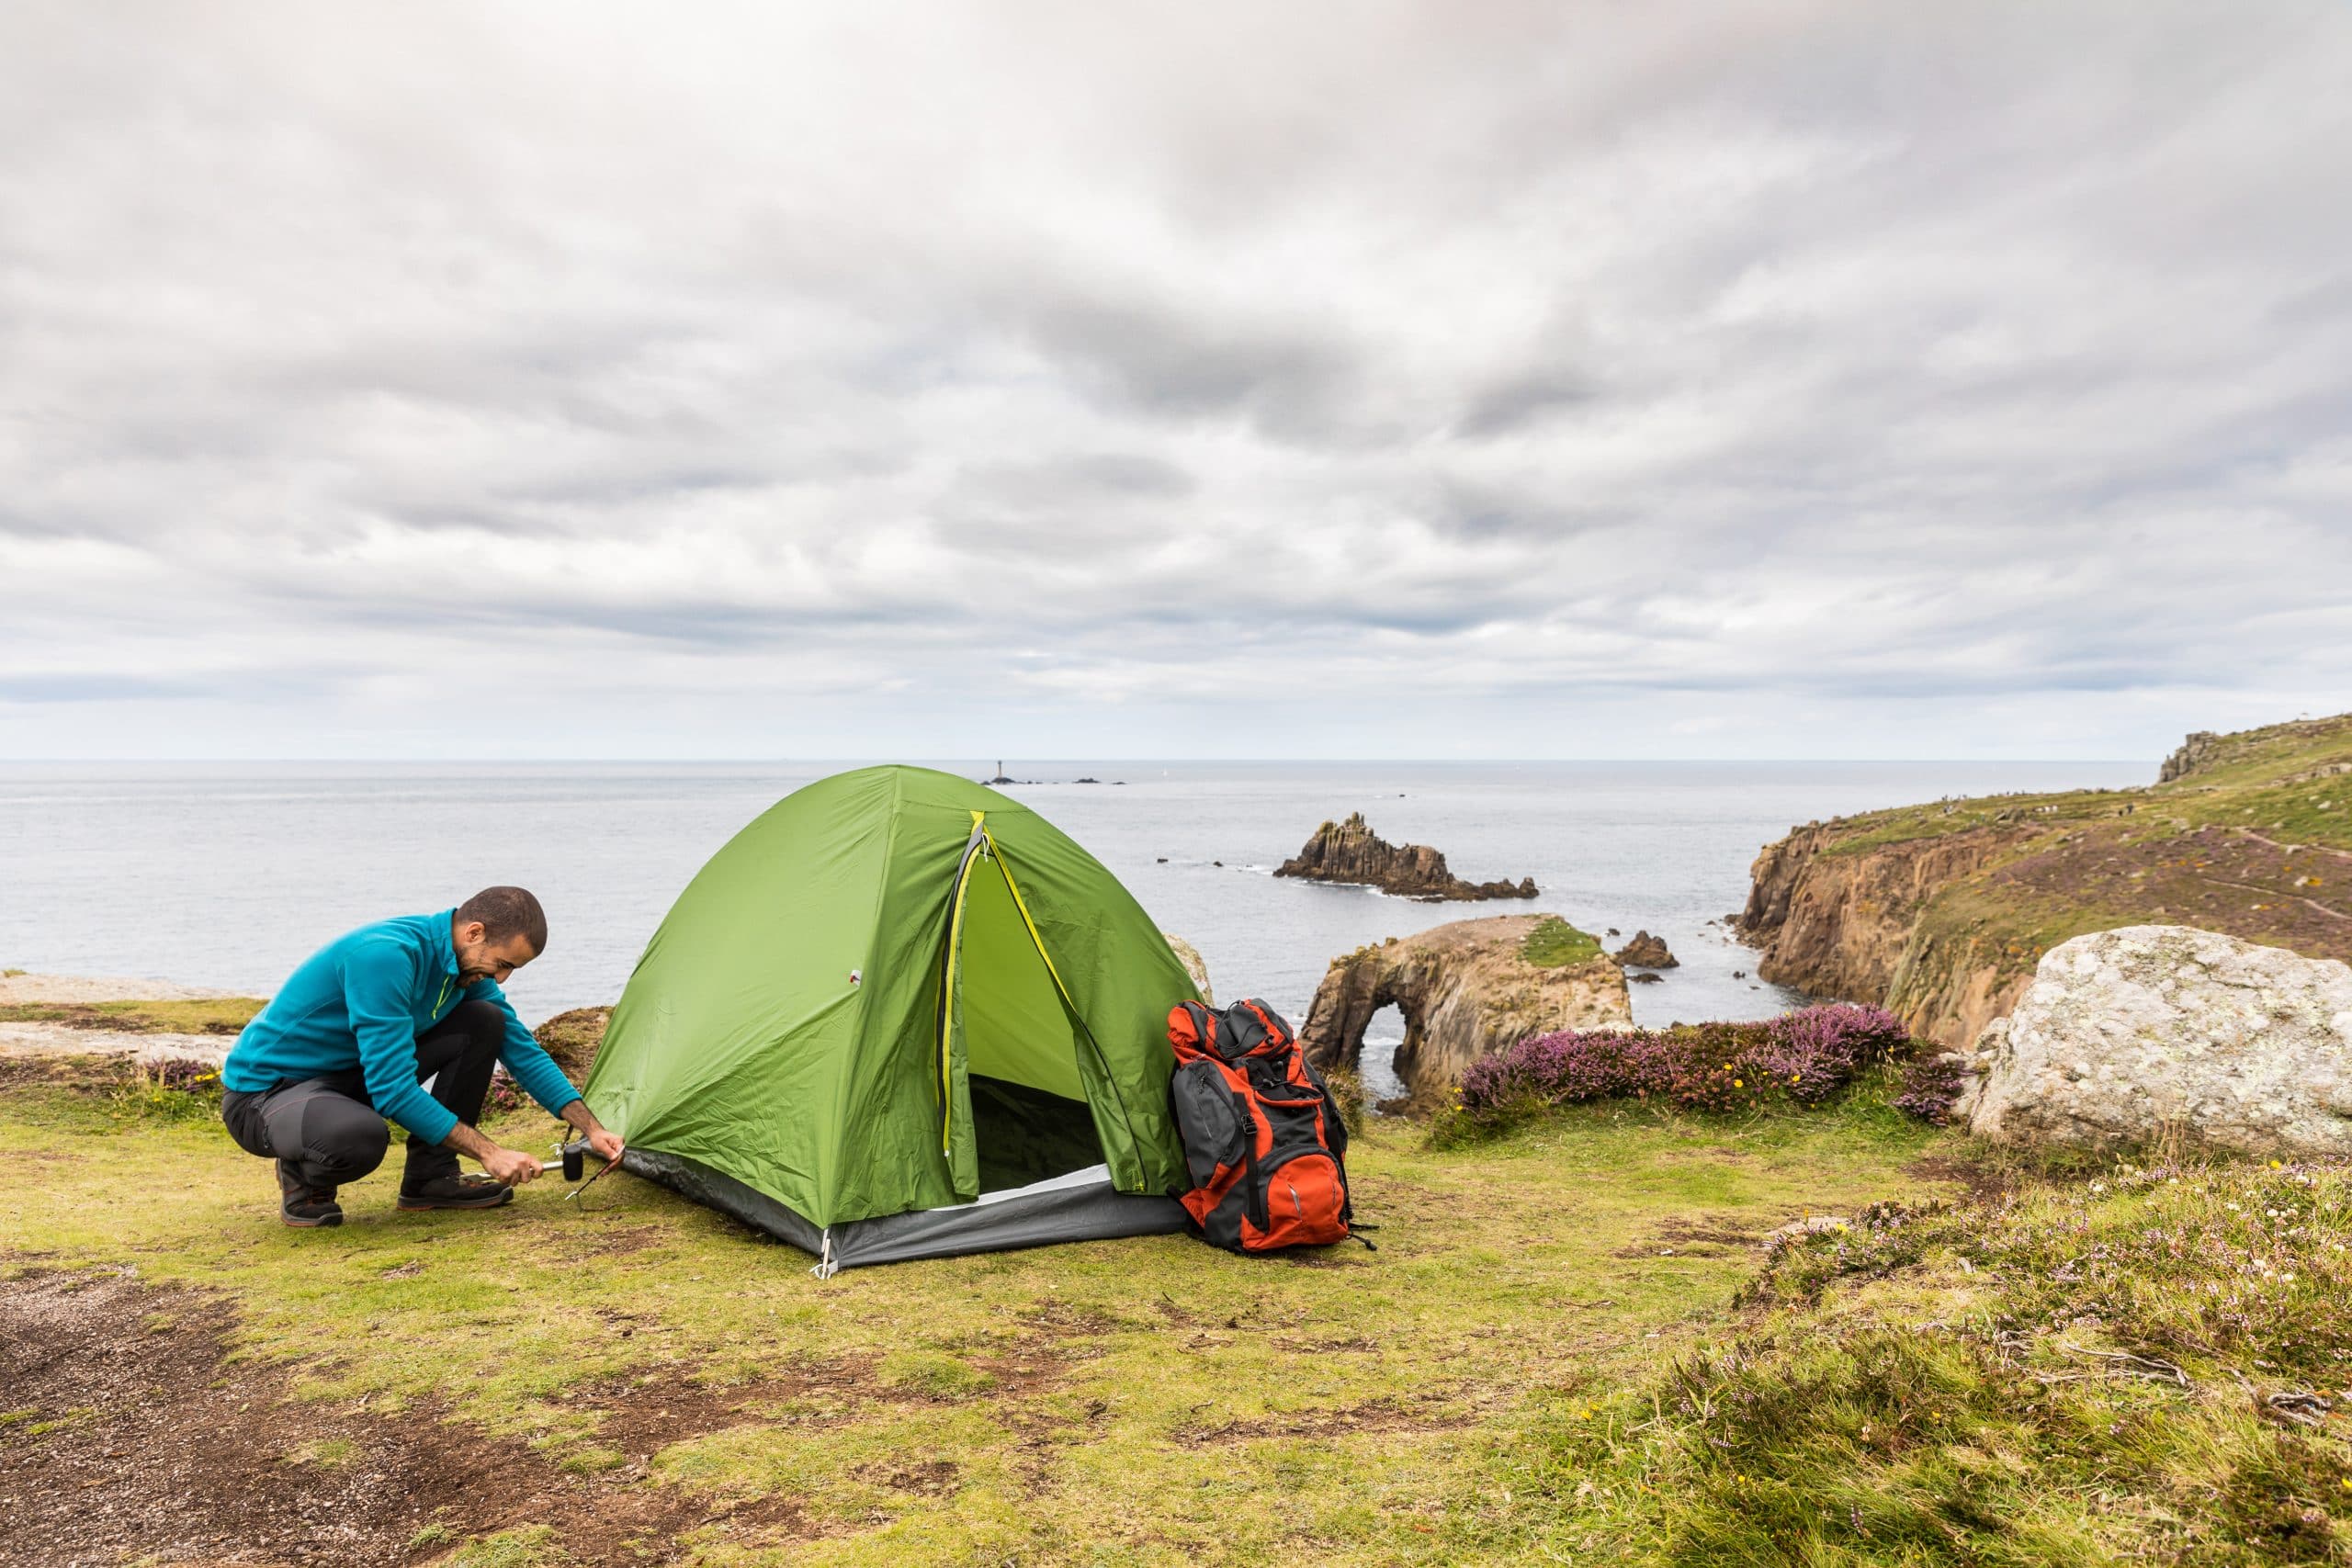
[{"xmin": 1167, "ymin": 998, "xmax": 1365, "ymax": 1254}]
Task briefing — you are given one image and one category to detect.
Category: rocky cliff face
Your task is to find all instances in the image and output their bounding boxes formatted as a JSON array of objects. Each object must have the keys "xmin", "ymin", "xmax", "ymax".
[
  {"xmin": 1736, "ymin": 716, "xmax": 2352, "ymax": 1048},
  {"xmin": 2157, "ymin": 731, "xmax": 2222, "ymax": 784},
  {"xmin": 1298, "ymin": 915, "xmax": 1630, "ymax": 1103},
  {"xmin": 1739, "ymin": 821, "xmax": 2036, "ymax": 1045},
  {"xmin": 1275, "ymin": 812, "xmax": 1536, "ymax": 901}
]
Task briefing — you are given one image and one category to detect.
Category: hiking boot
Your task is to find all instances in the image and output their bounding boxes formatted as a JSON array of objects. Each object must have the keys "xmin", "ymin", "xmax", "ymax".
[
  {"xmin": 396, "ymin": 1172, "xmax": 514, "ymax": 1211},
  {"xmin": 277, "ymin": 1161, "xmax": 344, "ymax": 1228}
]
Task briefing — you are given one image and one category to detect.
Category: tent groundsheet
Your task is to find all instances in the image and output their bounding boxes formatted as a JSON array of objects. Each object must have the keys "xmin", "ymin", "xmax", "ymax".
[{"xmin": 623, "ymin": 1148, "xmax": 1188, "ymax": 1275}]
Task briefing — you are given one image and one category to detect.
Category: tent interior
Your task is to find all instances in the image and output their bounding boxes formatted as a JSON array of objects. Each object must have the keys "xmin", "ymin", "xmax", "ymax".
[{"xmin": 956, "ymin": 848, "xmax": 1112, "ymax": 1195}]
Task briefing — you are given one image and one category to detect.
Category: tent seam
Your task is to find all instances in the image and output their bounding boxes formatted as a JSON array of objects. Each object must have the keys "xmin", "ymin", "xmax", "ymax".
[{"xmin": 830, "ymin": 767, "xmax": 910, "ymax": 1226}]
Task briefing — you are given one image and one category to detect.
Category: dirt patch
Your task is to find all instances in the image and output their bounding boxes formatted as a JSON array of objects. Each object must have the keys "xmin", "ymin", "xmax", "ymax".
[
  {"xmin": 1015, "ymin": 1299, "xmax": 1125, "ymax": 1337},
  {"xmin": 854, "ymin": 1458, "xmax": 962, "ymax": 1496},
  {"xmin": 0, "ymin": 1266, "xmax": 823, "ymax": 1567},
  {"xmin": 1172, "ymin": 1393, "xmax": 1472, "ymax": 1445},
  {"xmin": 1906, "ymin": 1151, "xmax": 2018, "ymax": 1201},
  {"xmin": 0, "ymin": 1002, "xmax": 247, "ymax": 1035},
  {"xmin": 1611, "ymin": 1214, "xmax": 1766, "ymax": 1258},
  {"xmin": 568, "ymin": 1224, "xmax": 669, "ymax": 1259},
  {"xmin": 571, "ymin": 1354, "xmax": 890, "ymax": 1461},
  {"xmin": 0, "ymin": 1052, "xmax": 134, "ymax": 1094},
  {"xmin": 1268, "ymin": 1333, "xmax": 1378, "ymax": 1354}
]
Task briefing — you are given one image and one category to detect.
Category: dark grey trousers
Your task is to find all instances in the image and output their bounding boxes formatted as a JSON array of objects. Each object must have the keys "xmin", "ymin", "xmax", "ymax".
[{"xmin": 220, "ymin": 998, "xmax": 507, "ymax": 1190}]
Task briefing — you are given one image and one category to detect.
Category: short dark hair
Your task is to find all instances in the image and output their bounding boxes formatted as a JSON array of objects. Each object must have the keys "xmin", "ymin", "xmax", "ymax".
[{"xmin": 457, "ymin": 886, "xmax": 547, "ymax": 953}]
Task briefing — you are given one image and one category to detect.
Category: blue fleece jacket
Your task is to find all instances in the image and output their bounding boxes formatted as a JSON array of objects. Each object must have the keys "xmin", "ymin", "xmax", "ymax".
[{"xmin": 221, "ymin": 909, "xmax": 582, "ymax": 1145}]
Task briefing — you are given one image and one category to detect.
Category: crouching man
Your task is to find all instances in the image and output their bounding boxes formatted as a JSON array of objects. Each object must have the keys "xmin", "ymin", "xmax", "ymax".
[{"xmin": 220, "ymin": 886, "xmax": 623, "ymax": 1227}]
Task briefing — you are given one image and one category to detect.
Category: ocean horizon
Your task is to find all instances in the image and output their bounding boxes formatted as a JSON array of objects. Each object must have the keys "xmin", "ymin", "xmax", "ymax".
[{"xmin": 0, "ymin": 758, "xmax": 2152, "ymax": 1101}]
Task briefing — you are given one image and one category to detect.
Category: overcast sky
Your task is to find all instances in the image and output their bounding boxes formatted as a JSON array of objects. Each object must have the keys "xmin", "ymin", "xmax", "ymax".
[{"xmin": 3, "ymin": 3, "xmax": 2348, "ymax": 762}]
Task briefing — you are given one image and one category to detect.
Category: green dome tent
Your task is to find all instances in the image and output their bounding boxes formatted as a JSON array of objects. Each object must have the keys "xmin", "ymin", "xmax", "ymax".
[{"xmin": 583, "ymin": 765, "xmax": 1200, "ymax": 1272}]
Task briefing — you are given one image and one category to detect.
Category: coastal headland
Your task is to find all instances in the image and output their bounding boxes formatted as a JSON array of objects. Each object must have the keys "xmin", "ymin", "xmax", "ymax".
[{"xmin": 1737, "ymin": 713, "xmax": 2352, "ymax": 1045}]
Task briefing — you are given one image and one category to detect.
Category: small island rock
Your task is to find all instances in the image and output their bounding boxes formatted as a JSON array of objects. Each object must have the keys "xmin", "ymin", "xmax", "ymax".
[
  {"xmin": 1274, "ymin": 812, "xmax": 1536, "ymax": 902},
  {"xmin": 1613, "ymin": 931, "xmax": 1679, "ymax": 968}
]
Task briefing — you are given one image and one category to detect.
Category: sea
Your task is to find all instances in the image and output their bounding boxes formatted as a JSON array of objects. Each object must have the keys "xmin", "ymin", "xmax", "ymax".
[{"xmin": 0, "ymin": 760, "xmax": 2151, "ymax": 1101}]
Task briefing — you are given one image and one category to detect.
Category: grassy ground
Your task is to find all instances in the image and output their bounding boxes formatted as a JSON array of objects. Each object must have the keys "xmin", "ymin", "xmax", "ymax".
[
  {"xmin": 1532, "ymin": 1151, "xmax": 2352, "ymax": 1564},
  {"xmin": 1814, "ymin": 712, "xmax": 2352, "ymax": 861},
  {"xmin": 0, "ymin": 995, "xmax": 267, "ymax": 1034},
  {"xmin": 1520, "ymin": 917, "xmax": 1604, "ymax": 969},
  {"xmin": 3, "ymin": 1064, "xmax": 1957, "ymax": 1566}
]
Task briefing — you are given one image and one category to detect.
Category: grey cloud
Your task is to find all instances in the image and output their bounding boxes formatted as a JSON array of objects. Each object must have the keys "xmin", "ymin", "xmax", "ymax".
[
  {"xmin": 1453, "ymin": 372, "xmax": 1600, "ymax": 441},
  {"xmin": 1012, "ymin": 292, "xmax": 1381, "ymax": 446},
  {"xmin": 961, "ymin": 453, "xmax": 1196, "ymax": 506},
  {"xmin": 0, "ymin": 673, "xmax": 204, "ymax": 703},
  {"xmin": 3, "ymin": 2, "xmax": 2351, "ymax": 760}
]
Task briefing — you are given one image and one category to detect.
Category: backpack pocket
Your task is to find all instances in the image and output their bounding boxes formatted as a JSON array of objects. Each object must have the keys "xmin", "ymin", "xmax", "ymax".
[
  {"xmin": 1250, "ymin": 1151, "xmax": 1351, "ymax": 1249},
  {"xmin": 1170, "ymin": 1060, "xmax": 1248, "ymax": 1190}
]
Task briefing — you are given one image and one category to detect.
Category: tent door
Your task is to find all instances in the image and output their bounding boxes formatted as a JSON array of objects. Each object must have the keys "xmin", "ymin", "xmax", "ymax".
[{"xmin": 936, "ymin": 814, "xmax": 1130, "ymax": 1201}]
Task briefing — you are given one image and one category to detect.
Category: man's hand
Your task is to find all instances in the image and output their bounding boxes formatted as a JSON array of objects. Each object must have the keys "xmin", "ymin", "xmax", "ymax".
[
  {"xmin": 562, "ymin": 1099, "xmax": 625, "ymax": 1168},
  {"xmin": 441, "ymin": 1120, "xmax": 541, "ymax": 1187},
  {"xmin": 481, "ymin": 1144, "xmax": 543, "ymax": 1187}
]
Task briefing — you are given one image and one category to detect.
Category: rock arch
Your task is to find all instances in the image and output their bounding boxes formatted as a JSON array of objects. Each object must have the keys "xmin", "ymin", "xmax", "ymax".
[{"xmin": 1299, "ymin": 915, "xmax": 1631, "ymax": 1106}]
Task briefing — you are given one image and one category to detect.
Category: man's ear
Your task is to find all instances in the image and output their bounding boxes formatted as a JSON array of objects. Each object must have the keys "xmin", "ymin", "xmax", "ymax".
[{"xmin": 458, "ymin": 919, "xmax": 488, "ymax": 948}]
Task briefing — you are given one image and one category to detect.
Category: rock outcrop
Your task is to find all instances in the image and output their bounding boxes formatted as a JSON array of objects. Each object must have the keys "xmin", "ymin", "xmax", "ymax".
[
  {"xmin": 1274, "ymin": 812, "xmax": 1535, "ymax": 901},
  {"xmin": 1299, "ymin": 915, "xmax": 1631, "ymax": 1104},
  {"xmin": 2158, "ymin": 731, "xmax": 2222, "ymax": 784},
  {"xmin": 1612, "ymin": 931, "xmax": 1678, "ymax": 968},
  {"xmin": 1735, "ymin": 714, "xmax": 2352, "ymax": 1047},
  {"xmin": 1162, "ymin": 932, "xmax": 1215, "ymax": 1006},
  {"xmin": 1955, "ymin": 926, "xmax": 2352, "ymax": 1157},
  {"xmin": 534, "ymin": 1007, "xmax": 613, "ymax": 1079}
]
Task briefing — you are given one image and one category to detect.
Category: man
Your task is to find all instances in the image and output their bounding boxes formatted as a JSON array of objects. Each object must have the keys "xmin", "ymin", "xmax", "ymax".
[{"xmin": 220, "ymin": 886, "xmax": 624, "ymax": 1227}]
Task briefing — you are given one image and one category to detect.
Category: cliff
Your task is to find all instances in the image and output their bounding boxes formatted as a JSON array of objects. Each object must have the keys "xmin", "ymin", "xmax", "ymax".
[
  {"xmin": 1275, "ymin": 812, "xmax": 1536, "ymax": 901},
  {"xmin": 1298, "ymin": 914, "xmax": 1630, "ymax": 1105},
  {"xmin": 1738, "ymin": 714, "xmax": 2352, "ymax": 1046}
]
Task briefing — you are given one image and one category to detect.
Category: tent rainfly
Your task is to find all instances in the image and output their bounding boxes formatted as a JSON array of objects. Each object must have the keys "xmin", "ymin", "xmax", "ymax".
[{"xmin": 582, "ymin": 765, "xmax": 1201, "ymax": 1273}]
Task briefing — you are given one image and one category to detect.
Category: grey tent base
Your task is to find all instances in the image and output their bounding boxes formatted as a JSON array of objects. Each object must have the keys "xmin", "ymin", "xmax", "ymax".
[{"xmin": 623, "ymin": 1149, "xmax": 1190, "ymax": 1274}]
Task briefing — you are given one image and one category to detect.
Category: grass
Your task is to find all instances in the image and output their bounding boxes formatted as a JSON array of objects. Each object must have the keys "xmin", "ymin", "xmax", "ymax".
[
  {"xmin": 1519, "ymin": 917, "xmax": 1603, "ymax": 969},
  {"xmin": 1490, "ymin": 1150, "xmax": 2352, "ymax": 1563},
  {"xmin": 0, "ymin": 996, "xmax": 268, "ymax": 1034},
  {"xmin": 19, "ymin": 1058, "xmax": 2350, "ymax": 1562},
  {"xmin": 1814, "ymin": 712, "xmax": 2352, "ymax": 861},
  {"xmin": 2, "ymin": 1060, "xmax": 1957, "ymax": 1566}
]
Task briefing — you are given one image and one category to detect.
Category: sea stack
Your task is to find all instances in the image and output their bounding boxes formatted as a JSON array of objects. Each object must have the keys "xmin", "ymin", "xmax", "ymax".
[
  {"xmin": 1612, "ymin": 931, "xmax": 1679, "ymax": 968},
  {"xmin": 1274, "ymin": 812, "xmax": 1536, "ymax": 901}
]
